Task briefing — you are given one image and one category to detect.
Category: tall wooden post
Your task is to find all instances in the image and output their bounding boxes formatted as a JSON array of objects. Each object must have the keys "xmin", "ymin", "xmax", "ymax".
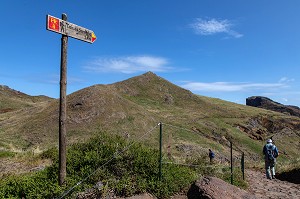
[
  {"xmin": 59, "ymin": 13, "xmax": 68, "ymax": 186},
  {"xmin": 46, "ymin": 12, "xmax": 96, "ymax": 186}
]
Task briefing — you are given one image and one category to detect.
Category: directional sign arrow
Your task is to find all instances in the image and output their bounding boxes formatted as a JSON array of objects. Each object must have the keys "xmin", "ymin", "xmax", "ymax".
[
  {"xmin": 46, "ymin": 15, "xmax": 96, "ymax": 43},
  {"xmin": 91, "ymin": 32, "xmax": 96, "ymax": 43}
]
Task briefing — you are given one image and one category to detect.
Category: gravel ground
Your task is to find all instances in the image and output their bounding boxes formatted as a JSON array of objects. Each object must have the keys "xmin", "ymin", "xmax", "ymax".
[{"xmin": 246, "ymin": 169, "xmax": 300, "ymax": 199}]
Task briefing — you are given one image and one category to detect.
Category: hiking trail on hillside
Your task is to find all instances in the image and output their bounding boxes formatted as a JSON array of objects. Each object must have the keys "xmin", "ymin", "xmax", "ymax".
[{"xmin": 246, "ymin": 169, "xmax": 300, "ymax": 199}]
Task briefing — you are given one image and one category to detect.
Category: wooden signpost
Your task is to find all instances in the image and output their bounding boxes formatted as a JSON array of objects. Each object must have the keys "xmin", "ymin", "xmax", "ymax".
[
  {"xmin": 47, "ymin": 14, "xmax": 96, "ymax": 43},
  {"xmin": 46, "ymin": 13, "xmax": 96, "ymax": 185}
]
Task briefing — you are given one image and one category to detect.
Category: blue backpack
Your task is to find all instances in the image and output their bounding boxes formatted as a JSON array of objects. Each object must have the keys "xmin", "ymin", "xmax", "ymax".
[
  {"xmin": 267, "ymin": 148, "xmax": 274, "ymax": 161},
  {"xmin": 266, "ymin": 145, "xmax": 278, "ymax": 161}
]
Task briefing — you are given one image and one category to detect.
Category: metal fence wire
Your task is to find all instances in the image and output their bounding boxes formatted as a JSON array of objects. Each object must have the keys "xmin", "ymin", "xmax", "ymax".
[{"xmin": 159, "ymin": 122, "xmax": 245, "ymax": 184}]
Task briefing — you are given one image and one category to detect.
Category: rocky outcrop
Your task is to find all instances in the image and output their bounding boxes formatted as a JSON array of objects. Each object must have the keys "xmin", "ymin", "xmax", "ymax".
[
  {"xmin": 187, "ymin": 176, "xmax": 256, "ymax": 199},
  {"xmin": 246, "ymin": 96, "xmax": 300, "ymax": 117},
  {"xmin": 236, "ymin": 115, "xmax": 300, "ymax": 141}
]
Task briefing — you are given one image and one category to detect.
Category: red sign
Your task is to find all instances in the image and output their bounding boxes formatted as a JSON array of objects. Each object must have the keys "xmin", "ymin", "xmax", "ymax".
[{"xmin": 47, "ymin": 16, "xmax": 60, "ymax": 32}]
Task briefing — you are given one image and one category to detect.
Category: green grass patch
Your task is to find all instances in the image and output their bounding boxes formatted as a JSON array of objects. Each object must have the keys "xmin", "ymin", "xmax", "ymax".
[
  {"xmin": 0, "ymin": 132, "xmax": 197, "ymax": 198},
  {"xmin": 0, "ymin": 150, "xmax": 16, "ymax": 158},
  {"xmin": 221, "ymin": 168, "xmax": 248, "ymax": 189}
]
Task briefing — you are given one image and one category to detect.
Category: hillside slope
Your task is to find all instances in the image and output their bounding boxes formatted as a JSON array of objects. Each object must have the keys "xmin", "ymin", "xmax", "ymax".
[
  {"xmin": 0, "ymin": 85, "xmax": 54, "ymax": 149},
  {"xmin": 1, "ymin": 72, "xmax": 300, "ymax": 164},
  {"xmin": 0, "ymin": 85, "xmax": 52, "ymax": 113}
]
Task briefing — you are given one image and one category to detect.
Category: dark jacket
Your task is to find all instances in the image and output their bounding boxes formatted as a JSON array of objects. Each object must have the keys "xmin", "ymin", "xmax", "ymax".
[{"xmin": 263, "ymin": 143, "xmax": 278, "ymax": 161}]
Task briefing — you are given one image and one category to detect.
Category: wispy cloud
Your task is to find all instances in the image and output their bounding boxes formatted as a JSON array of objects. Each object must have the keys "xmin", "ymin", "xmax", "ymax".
[
  {"xmin": 279, "ymin": 77, "xmax": 295, "ymax": 83},
  {"xmin": 190, "ymin": 18, "xmax": 243, "ymax": 38},
  {"xmin": 181, "ymin": 81, "xmax": 287, "ymax": 92},
  {"xmin": 180, "ymin": 78, "xmax": 300, "ymax": 106},
  {"xmin": 84, "ymin": 55, "xmax": 173, "ymax": 74},
  {"xmin": 261, "ymin": 91, "xmax": 300, "ymax": 106}
]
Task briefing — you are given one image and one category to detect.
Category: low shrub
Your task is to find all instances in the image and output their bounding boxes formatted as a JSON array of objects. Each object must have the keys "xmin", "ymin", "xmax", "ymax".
[{"xmin": 0, "ymin": 132, "xmax": 197, "ymax": 198}]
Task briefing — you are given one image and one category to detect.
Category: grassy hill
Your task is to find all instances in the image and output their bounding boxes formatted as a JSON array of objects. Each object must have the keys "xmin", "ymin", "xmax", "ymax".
[
  {"xmin": 0, "ymin": 85, "xmax": 54, "ymax": 150},
  {"xmin": 1, "ymin": 72, "xmax": 300, "ymax": 169},
  {"xmin": 0, "ymin": 85, "xmax": 52, "ymax": 113}
]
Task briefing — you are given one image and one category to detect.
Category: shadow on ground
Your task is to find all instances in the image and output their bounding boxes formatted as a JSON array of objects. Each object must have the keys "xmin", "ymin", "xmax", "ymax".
[{"xmin": 277, "ymin": 168, "xmax": 300, "ymax": 184}]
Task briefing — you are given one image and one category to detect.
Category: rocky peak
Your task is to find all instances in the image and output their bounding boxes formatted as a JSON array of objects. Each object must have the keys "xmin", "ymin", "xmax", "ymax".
[{"xmin": 246, "ymin": 96, "xmax": 300, "ymax": 117}]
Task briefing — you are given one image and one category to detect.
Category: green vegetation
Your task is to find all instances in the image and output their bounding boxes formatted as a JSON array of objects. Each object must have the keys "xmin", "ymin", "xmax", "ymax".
[
  {"xmin": 0, "ymin": 132, "xmax": 198, "ymax": 198},
  {"xmin": 0, "ymin": 131, "xmax": 250, "ymax": 198},
  {"xmin": 0, "ymin": 150, "xmax": 15, "ymax": 158},
  {"xmin": 222, "ymin": 169, "xmax": 248, "ymax": 189},
  {"xmin": 185, "ymin": 154, "xmax": 248, "ymax": 189},
  {"xmin": 277, "ymin": 158, "xmax": 300, "ymax": 173}
]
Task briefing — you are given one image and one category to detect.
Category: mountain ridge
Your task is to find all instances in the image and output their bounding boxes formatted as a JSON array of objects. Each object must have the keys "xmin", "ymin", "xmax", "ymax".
[{"xmin": 1, "ymin": 72, "xmax": 300, "ymax": 166}]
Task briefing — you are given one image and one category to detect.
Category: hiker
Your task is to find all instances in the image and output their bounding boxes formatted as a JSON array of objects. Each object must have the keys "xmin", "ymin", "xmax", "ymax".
[
  {"xmin": 263, "ymin": 139, "xmax": 279, "ymax": 179},
  {"xmin": 209, "ymin": 149, "xmax": 215, "ymax": 163}
]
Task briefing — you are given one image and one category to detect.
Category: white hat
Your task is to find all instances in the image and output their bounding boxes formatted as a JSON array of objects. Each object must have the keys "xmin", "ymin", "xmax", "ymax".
[{"xmin": 267, "ymin": 139, "xmax": 272, "ymax": 143}]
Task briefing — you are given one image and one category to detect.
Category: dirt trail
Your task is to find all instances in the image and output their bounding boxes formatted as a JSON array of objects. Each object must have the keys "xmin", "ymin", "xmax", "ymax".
[{"xmin": 246, "ymin": 169, "xmax": 300, "ymax": 199}]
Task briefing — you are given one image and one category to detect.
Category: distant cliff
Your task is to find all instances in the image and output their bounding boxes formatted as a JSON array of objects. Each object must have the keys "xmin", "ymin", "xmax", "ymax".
[{"xmin": 246, "ymin": 96, "xmax": 300, "ymax": 117}]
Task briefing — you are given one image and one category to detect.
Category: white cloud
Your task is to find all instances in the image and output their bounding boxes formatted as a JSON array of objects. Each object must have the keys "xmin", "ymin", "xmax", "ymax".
[
  {"xmin": 279, "ymin": 77, "xmax": 295, "ymax": 83},
  {"xmin": 84, "ymin": 55, "xmax": 173, "ymax": 74},
  {"xmin": 190, "ymin": 18, "xmax": 243, "ymax": 38},
  {"xmin": 180, "ymin": 77, "xmax": 299, "ymax": 106},
  {"xmin": 282, "ymin": 98, "xmax": 288, "ymax": 102},
  {"xmin": 181, "ymin": 81, "xmax": 287, "ymax": 92}
]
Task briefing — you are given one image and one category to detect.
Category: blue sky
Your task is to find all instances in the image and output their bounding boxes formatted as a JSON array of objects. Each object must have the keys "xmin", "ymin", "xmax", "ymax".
[{"xmin": 1, "ymin": 1, "xmax": 300, "ymax": 106}]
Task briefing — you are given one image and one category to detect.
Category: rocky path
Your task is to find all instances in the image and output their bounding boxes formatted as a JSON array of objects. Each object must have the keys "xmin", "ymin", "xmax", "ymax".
[{"xmin": 246, "ymin": 169, "xmax": 300, "ymax": 199}]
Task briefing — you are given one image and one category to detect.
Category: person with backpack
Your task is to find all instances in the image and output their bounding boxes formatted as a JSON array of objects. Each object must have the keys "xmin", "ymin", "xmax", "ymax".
[
  {"xmin": 263, "ymin": 139, "xmax": 279, "ymax": 179},
  {"xmin": 209, "ymin": 149, "xmax": 215, "ymax": 163}
]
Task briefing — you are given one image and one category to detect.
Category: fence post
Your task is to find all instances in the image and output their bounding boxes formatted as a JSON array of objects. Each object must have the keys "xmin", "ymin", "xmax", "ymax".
[
  {"xmin": 230, "ymin": 141, "xmax": 233, "ymax": 185},
  {"xmin": 241, "ymin": 152, "xmax": 245, "ymax": 180},
  {"xmin": 159, "ymin": 122, "xmax": 163, "ymax": 181}
]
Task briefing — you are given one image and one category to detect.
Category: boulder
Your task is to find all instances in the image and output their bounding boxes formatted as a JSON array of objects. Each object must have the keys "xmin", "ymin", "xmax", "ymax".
[{"xmin": 187, "ymin": 176, "xmax": 256, "ymax": 199}]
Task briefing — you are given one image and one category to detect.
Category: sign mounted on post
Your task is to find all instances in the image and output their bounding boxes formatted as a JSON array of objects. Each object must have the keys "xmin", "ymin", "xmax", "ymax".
[
  {"xmin": 46, "ymin": 15, "xmax": 96, "ymax": 43},
  {"xmin": 46, "ymin": 13, "xmax": 97, "ymax": 186}
]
